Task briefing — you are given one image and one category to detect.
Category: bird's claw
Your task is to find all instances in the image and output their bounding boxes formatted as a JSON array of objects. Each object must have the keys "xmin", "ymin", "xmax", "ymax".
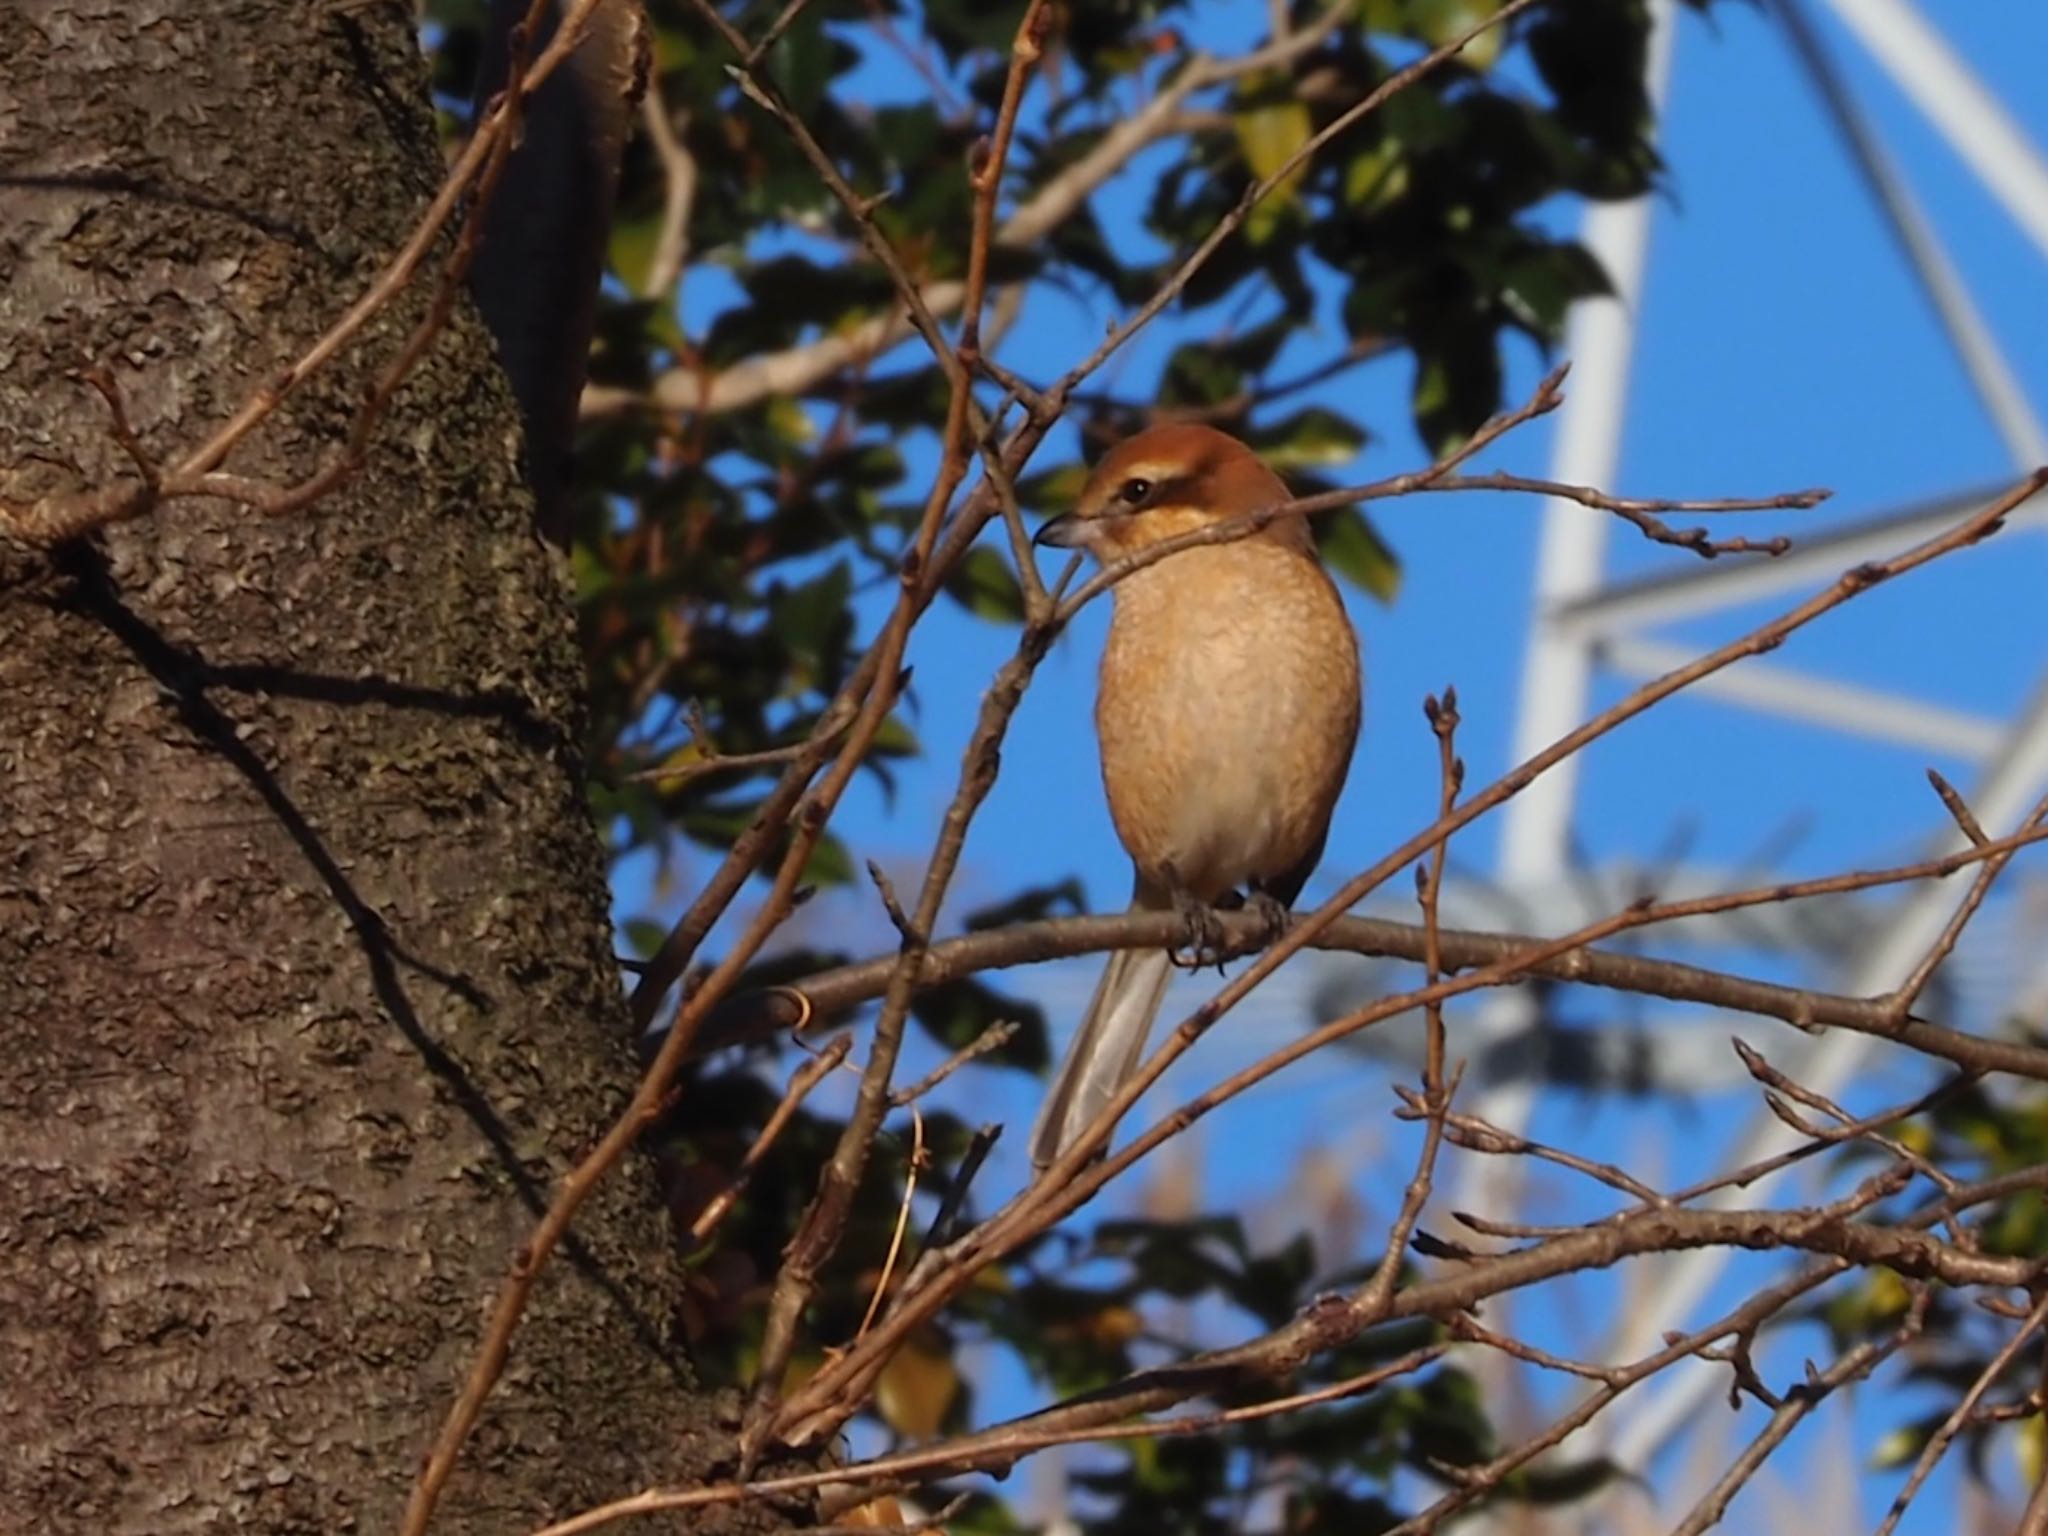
[
  {"xmin": 1245, "ymin": 888, "xmax": 1291, "ymax": 946},
  {"xmin": 1167, "ymin": 879, "xmax": 1230, "ymax": 974}
]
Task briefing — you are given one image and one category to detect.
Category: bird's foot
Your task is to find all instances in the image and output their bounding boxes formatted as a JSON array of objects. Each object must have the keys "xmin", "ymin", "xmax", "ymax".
[
  {"xmin": 1163, "ymin": 867, "xmax": 1230, "ymax": 974},
  {"xmin": 1244, "ymin": 888, "xmax": 1292, "ymax": 947}
]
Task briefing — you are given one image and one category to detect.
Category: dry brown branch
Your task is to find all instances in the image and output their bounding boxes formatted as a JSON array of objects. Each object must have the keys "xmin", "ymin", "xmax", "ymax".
[
  {"xmin": 582, "ymin": 0, "xmax": 1357, "ymax": 421},
  {"xmin": 726, "ymin": 0, "xmax": 1055, "ymax": 1432},
  {"xmin": 1374, "ymin": 469, "xmax": 1818, "ymax": 558},
  {"xmin": 1647, "ymin": 1063, "xmax": 1974, "ymax": 1241},
  {"xmin": 1387, "ymin": 1263, "xmax": 1848, "ymax": 1533},
  {"xmin": 1446, "ymin": 1312, "xmax": 1626, "ymax": 1385},
  {"xmin": 764, "ymin": 468, "xmax": 2047, "ymax": 1448},
  {"xmin": 742, "ymin": 0, "xmax": 821, "ymax": 68},
  {"xmin": 1889, "ymin": 783, "xmax": 2048, "ymax": 1019},
  {"xmin": 522, "ymin": 1157, "xmax": 2048, "ymax": 1533},
  {"xmin": 1056, "ymin": 365, "xmax": 1575, "ymax": 618},
  {"xmin": 1352, "ymin": 690, "xmax": 1468, "ymax": 1322},
  {"xmin": 890, "ymin": 1022, "xmax": 1023, "ymax": 1108},
  {"xmin": 1430, "ymin": 1103, "xmax": 1670, "ymax": 1210},
  {"xmin": 688, "ymin": 899, "xmax": 2048, "ymax": 1088},
  {"xmin": 1734, "ymin": 1040, "xmax": 1967, "ymax": 1229},
  {"xmin": 1669, "ymin": 1289, "xmax": 1929, "ymax": 1536},
  {"xmin": 687, "ymin": 1033, "xmax": 849, "ymax": 1247},
  {"xmin": 626, "ymin": 712, "xmax": 854, "ymax": 786},
  {"xmin": 527, "ymin": 1345, "xmax": 1446, "ymax": 1536},
  {"xmin": 2025, "ymin": 1465, "xmax": 2048, "ymax": 1536},
  {"xmin": 854, "ymin": 1104, "xmax": 928, "ymax": 1342},
  {"xmin": 1044, "ymin": 369, "xmax": 1825, "ymax": 612},
  {"xmin": 401, "ymin": 0, "xmax": 1041, "ymax": 1503},
  {"xmin": 1, "ymin": 0, "xmax": 604, "ymax": 548},
  {"xmin": 1873, "ymin": 1291, "xmax": 2048, "ymax": 1536}
]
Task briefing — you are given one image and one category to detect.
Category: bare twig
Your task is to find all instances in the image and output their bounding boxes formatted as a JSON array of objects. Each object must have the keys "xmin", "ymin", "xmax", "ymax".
[
  {"xmin": 1873, "ymin": 1290, "xmax": 2048, "ymax": 1536},
  {"xmin": 2, "ymin": 0, "xmax": 607, "ymax": 548},
  {"xmin": 525, "ymin": 1345, "xmax": 1445, "ymax": 1536},
  {"xmin": 2024, "ymin": 1461, "xmax": 2048, "ymax": 1536},
  {"xmin": 689, "ymin": 897, "xmax": 2048, "ymax": 1088},
  {"xmin": 689, "ymin": 1034, "xmax": 852, "ymax": 1245},
  {"xmin": 1057, "ymin": 366, "xmax": 1573, "ymax": 621},
  {"xmin": 853, "ymin": 1105, "xmax": 927, "ymax": 1342},
  {"xmin": 891, "ymin": 1023, "xmax": 1023, "ymax": 1108},
  {"xmin": 585, "ymin": 0, "xmax": 1357, "ymax": 420},
  {"xmin": 1432, "ymin": 1104, "xmax": 1670, "ymax": 1210},
  {"xmin": 919, "ymin": 1123, "xmax": 1000, "ymax": 1256},
  {"xmin": 524, "ymin": 1162, "xmax": 2048, "ymax": 1535},
  {"xmin": 718, "ymin": 0, "xmax": 1055, "ymax": 1450},
  {"xmin": 1353, "ymin": 689, "xmax": 1468, "ymax": 1320},
  {"xmin": 767, "ymin": 469, "xmax": 2048, "ymax": 1444},
  {"xmin": 1669, "ymin": 1290, "xmax": 1929, "ymax": 1536},
  {"xmin": 1887, "ymin": 782, "xmax": 2048, "ymax": 1018}
]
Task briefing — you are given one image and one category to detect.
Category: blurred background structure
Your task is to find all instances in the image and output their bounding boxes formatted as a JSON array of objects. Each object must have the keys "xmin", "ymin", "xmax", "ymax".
[
  {"xmin": 1310, "ymin": 0, "xmax": 2048, "ymax": 1523},
  {"xmin": 1439, "ymin": 0, "xmax": 2046, "ymax": 1493}
]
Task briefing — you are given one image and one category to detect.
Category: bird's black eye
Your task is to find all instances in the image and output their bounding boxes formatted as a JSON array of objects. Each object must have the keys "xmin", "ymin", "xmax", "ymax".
[{"xmin": 1118, "ymin": 477, "xmax": 1153, "ymax": 506}]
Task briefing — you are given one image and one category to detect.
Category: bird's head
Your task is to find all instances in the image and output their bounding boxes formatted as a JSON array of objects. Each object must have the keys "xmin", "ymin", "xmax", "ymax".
[{"xmin": 1034, "ymin": 423, "xmax": 1306, "ymax": 561}]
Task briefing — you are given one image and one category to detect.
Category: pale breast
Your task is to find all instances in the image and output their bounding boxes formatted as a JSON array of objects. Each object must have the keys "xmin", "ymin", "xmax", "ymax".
[{"xmin": 1096, "ymin": 542, "xmax": 1361, "ymax": 901}]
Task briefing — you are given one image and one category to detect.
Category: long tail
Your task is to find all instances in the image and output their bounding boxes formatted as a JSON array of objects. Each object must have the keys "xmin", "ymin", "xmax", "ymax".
[{"xmin": 1030, "ymin": 889, "xmax": 1175, "ymax": 1170}]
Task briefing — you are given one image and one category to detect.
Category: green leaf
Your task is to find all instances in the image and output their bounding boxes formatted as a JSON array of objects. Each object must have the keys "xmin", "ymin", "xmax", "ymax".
[
  {"xmin": 766, "ymin": 395, "xmax": 816, "ymax": 447},
  {"xmin": 620, "ymin": 918, "xmax": 669, "ymax": 959},
  {"xmin": 1250, "ymin": 407, "xmax": 1367, "ymax": 470},
  {"xmin": 770, "ymin": 560, "xmax": 855, "ymax": 686},
  {"xmin": 1160, "ymin": 340, "xmax": 1243, "ymax": 409},
  {"xmin": 801, "ymin": 829, "xmax": 855, "ymax": 887},
  {"xmin": 1233, "ymin": 75, "xmax": 1313, "ymax": 244},
  {"xmin": 1015, "ymin": 461, "xmax": 1090, "ymax": 515},
  {"xmin": 608, "ymin": 207, "xmax": 665, "ymax": 296},
  {"xmin": 1318, "ymin": 506, "xmax": 1402, "ymax": 604},
  {"xmin": 1411, "ymin": 327, "xmax": 1502, "ymax": 456},
  {"xmin": 1497, "ymin": 239, "xmax": 1611, "ymax": 339},
  {"xmin": 1345, "ymin": 141, "xmax": 1411, "ymax": 214},
  {"xmin": 1509, "ymin": 1457, "xmax": 1624, "ymax": 1505},
  {"xmin": 943, "ymin": 545, "xmax": 1027, "ymax": 624}
]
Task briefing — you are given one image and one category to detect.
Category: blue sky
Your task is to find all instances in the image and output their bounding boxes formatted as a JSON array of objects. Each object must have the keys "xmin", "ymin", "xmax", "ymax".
[{"xmin": 629, "ymin": 2, "xmax": 2048, "ymax": 1526}]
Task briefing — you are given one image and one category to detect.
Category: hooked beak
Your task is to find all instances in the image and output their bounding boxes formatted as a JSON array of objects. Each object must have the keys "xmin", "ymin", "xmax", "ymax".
[{"xmin": 1034, "ymin": 513, "xmax": 1086, "ymax": 549}]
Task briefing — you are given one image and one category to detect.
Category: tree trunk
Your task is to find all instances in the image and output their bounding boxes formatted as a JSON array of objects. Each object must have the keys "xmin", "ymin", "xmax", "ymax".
[{"xmin": 0, "ymin": 5, "xmax": 739, "ymax": 1530}]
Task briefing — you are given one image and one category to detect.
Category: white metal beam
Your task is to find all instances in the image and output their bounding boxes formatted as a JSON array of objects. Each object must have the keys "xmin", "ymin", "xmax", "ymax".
[
  {"xmin": 1601, "ymin": 634, "xmax": 2006, "ymax": 761},
  {"xmin": 1456, "ymin": 0, "xmax": 1683, "ymax": 1240},
  {"xmin": 1554, "ymin": 481, "xmax": 2030, "ymax": 640},
  {"xmin": 1777, "ymin": 0, "xmax": 2048, "ymax": 468},
  {"xmin": 1817, "ymin": 0, "xmax": 2048, "ymax": 266},
  {"xmin": 1603, "ymin": 664, "xmax": 2048, "ymax": 1472}
]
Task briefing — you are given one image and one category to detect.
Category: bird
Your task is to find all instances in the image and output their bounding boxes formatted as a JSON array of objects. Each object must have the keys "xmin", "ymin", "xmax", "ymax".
[{"xmin": 1028, "ymin": 422, "xmax": 1362, "ymax": 1169}]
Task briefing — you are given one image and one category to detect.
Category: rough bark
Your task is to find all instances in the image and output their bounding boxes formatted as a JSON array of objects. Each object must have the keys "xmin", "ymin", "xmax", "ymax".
[{"xmin": 0, "ymin": 5, "xmax": 747, "ymax": 1530}]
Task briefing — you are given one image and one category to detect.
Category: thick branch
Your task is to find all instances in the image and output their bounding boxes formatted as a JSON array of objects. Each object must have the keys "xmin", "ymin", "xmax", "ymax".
[{"xmin": 690, "ymin": 905, "xmax": 2048, "ymax": 1086}]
